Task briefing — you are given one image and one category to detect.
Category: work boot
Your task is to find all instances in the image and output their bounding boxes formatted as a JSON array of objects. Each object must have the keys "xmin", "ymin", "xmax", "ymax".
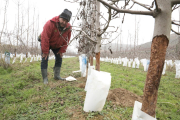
[
  {"xmin": 41, "ymin": 69, "xmax": 48, "ymax": 84},
  {"xmin": 54, "ymin": 67, "xmax": 66, "ymax": 80}
]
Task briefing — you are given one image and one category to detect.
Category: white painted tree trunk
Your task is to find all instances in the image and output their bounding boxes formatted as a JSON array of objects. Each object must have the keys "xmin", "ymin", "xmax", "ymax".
[
  {"xmin": 95, "ymin": 1, "xmax": 101, "ymax": 71},
  {"xmin": 141, "ymin": 0, "xmax": 179, "ymax": 117},
  {"xmin": 95, "ymin": 1, "xmax": 101, "ymax": 54},
  {"xmin": 153, "ymin": 0, "xmax": 172, "ymax": 39}
]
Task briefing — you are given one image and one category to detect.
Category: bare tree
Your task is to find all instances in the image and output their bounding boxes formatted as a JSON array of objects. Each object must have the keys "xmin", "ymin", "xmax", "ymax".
[
  {"xmin": 97, "ymin": 0, "xmax": 180, "ymax": 117},
  {"xmin": 0, "ymin": 0, "xmax": 8, "ymax": 47}
]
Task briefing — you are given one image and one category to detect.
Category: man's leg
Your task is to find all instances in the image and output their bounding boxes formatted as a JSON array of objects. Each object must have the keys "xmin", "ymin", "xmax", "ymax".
[
  {"xmin": 51, "ymin": 48, "xmax": 65, "ymax": 80},
  {"xmin": 41, "ymin": 51, "xmax": 49, "ymax": 84}
]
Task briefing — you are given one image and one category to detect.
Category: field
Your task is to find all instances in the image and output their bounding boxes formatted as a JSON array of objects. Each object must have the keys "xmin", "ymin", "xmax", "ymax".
[{"xmin": 0, "ymin": 57, "xmax": 180, "ymax": 120}]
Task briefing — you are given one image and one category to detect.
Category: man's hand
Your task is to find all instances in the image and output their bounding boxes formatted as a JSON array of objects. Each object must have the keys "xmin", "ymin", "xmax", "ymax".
[
  {"xmin": 42, "ymin": 53, "xmax": 49, "ymax": 60},
  {"xmin": 57, "ymin": 51, "xmax": 63, "ymax": 58}
]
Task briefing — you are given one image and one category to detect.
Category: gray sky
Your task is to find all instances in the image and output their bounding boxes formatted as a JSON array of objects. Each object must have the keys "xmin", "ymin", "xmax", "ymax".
[{"xmin": 0, "ymin": 0, "xmax": 179, "ymax": 49}]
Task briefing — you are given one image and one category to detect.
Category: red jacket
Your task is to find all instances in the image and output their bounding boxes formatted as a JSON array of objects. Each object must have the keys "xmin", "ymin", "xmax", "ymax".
[{"xmin": 41, "ymin": 16, "xmax": 72, "ymax": 54}]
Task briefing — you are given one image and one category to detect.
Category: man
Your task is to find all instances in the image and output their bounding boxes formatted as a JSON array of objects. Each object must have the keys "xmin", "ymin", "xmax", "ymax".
[{"xmin": 41, "ymin": 9, "xmax": 72, "ymax": 84}]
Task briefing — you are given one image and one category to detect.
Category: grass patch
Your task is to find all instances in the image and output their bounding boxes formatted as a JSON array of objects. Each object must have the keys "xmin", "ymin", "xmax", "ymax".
[{"xmin": 0, "ymin": 57, "xmax": 179, "ymax": 120}]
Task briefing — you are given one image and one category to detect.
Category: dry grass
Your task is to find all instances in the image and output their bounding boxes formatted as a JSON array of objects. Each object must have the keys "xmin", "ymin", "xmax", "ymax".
[
  {"xmin": 0, "ymin": 58, "xmax": 11, "ymax": 69},
  {"xmin": 166, "ymin": 64, "xmax": 176, "ymax": 72}
]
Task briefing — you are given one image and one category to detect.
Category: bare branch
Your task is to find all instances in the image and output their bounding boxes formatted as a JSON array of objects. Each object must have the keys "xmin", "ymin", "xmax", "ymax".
[
  {"xmin": 172, "ymin": 4, "xmax": 180, "ymax": 11},
  {"xmin": 101, "ymin": 32, "xmax": 121, "ymax": 45},
  {"xmin": 171, "ymin": 0, "xmax": 180, "ymax": 6},
  {"xmin": 64, "ymin": 0, "xmax": 80, "ymax": 3},
  {"xmin": 122, "ymin": 13, "xmax": 125, "ymax": 23},
  {"xmin": 98, "ymin": 8, "xmax": 111, "ymax": 36},
  {"xmin": 128, "ymin": 3, "xmax": 135, "ymax": 10},
  {"xmin": 68, "ymin": 32, "xmax": 81, "ymax": 45},
  {"xmin": 171, "ymin": 29, "xmax": 180, "ymax": 35},
  {"xmin": 75, "ymin": 30, "xmax": 97, "ymax": 43},
  {"xmin": 132, "ymin": 0, "xmax": 153, "ymax": 11},
  {"xmin": 97, "ymin": 0, "xmax": 156, "ymax": 17},
  {"xmin": 154, "ymin": 0, "xmax": 160, "ymax": 12},
  {"xmin": 122, "ymin": 0, "xmax": 131, "ymax": 9},
  {"xmin": 150, "ymin": 1, "xmax": 155, "ymax": 8},
  {"xmin": 172, "ymin": 21, "xmax": 180, "ymax": 26}
]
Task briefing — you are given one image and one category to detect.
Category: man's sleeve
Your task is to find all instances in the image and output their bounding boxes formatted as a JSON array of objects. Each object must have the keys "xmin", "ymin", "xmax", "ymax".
[
  {"xmin": 59, "ymin": 30, "xmax": 71, "ymax": 53},
  {"xmin": 41, "ymin": 20, "xmax": 52, "ymax": 54}
]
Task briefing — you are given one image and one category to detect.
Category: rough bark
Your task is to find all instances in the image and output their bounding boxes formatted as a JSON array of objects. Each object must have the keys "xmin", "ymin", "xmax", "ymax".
[
  {"xmin": 14, "ymin": 49, "xmax": 17, "ymax": 57},
  {"xmin": 141, "ymin": 35, "xmax": 169, "ymax": 117},
  {"xmin": 90, "ymin": 56, "xmax": 93, "ymax": 66},
  {"xmin": 95, "ymin": 52, "xmax": 100, "ymax": 71},
  {"xmin": 95, "ymin": 2, "xmax": 101, "ymax": 72}
]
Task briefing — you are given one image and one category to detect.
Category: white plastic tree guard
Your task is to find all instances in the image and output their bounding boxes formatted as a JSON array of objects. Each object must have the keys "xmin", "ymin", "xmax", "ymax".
[
  {"xmin": 128, "ymin": 60, "xmax": 132, "ymax": 67},
  {"xmin": 136, "ymin": 60, "xmax": 140, "ymax": 68},
  {"xmin": 85, "ymin": 64, "xmax": 95, "ymax": 91},
  {"xmin": 132, "ymin": 61, "xmax": 136, "ymax": 68},
  {"xmin": 84, "ymin": 69, "xmax": 111, "ymax": 112},
  {"xmin": 162, "ymin": 62, "xmax": 166, "ymax": 75},
  {"xmin": 132, "ymin": 101, "xmax": 156, "ymax": 120},
  {"xmin": 175, "ymin": 63, "xmax": 180, "ymax": 79}
]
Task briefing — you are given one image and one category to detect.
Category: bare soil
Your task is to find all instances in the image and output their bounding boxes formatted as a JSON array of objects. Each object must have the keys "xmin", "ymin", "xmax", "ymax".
[
  {"xmin": 107, "ymin": 88, "xmax": 143, "ymax": 107},
  {"xmin": 76, "ymin": 77, "xmax": 143, "ymax": 107},
  {"xmin": 66, "ymin": 77, "xmax": 143, "ymax": 119}
]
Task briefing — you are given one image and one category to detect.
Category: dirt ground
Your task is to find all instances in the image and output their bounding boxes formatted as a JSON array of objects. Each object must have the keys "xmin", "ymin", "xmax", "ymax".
[
  {"xmin": 66, "ymin": 77, "xmax": 143, "ymax": 119},
  {"xmin": 76, "ymin": 77, "xmax": 143, "ymax": 107},
  {"xmin": 107, "ymin": 88, "xmax": 143, "ymax": 107}
]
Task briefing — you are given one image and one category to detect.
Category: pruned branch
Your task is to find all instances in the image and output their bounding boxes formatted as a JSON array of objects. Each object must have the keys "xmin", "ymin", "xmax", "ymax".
[
  {"xmin": 171, "ymin": 29, "xmax": 180, "ymax": 35},
  {"xmin": 98, "ymin": 8, "xmax": 111, "ymax": 36},
  {"xmin": 97, "ymin": 0, "xmax": 158, "ymax": 17}
]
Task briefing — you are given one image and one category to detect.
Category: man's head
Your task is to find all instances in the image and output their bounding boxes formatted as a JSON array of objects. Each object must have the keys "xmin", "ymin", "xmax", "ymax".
[{"xmin": 59, "ymin": 9, "xmax": 72, "ymax": 28}]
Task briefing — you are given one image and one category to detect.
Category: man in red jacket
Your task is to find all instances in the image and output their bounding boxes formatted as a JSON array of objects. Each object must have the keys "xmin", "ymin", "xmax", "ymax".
[{"xmin": 41, "ymin": 9, "xmax": 72, "ymax": 84}]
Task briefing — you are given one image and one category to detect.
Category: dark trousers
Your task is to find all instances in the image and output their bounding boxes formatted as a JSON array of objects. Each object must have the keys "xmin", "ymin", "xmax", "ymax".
[{"xmin": 41, "ymin": 48, "xmax": 62, "ymax": 69}]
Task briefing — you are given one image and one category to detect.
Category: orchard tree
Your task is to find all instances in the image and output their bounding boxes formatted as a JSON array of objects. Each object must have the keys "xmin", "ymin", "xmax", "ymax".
[
  {"xmin": 66, "ymin": 0, "xmax": 119, "ymax": 71},
  {"xmin": 97, "ymin": 0, "xmax": 180, "ymax": 117}
]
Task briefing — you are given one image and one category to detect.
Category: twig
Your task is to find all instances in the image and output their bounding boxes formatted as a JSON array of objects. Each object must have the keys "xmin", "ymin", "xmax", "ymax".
[
  {"xmin": 98, "ymin": 8, "xmax": 111, "ymax": 36},
  {"xmin": 132, "ymin": 0, "xmax": 152, "ymax": 11},
  {"xmin": 171, "ymin": 29, "xmax": 180, "ymax": 35},
  {"xmin": 154, "ymin": 0, "xmax": 160, "ymax": 12},
  {"xmin": 122, "ymin": 13, "xmax": 126, "ymax": 23},
  {"xmin": 101, "ymin": 32, "xmax": 121, "ymax": 45},
  {"xmin": 75, "ymin": 30, "xmax": 97, "ymax": 43},
  {"xmin": 97, "ymin": 0, "xmax": 155, "ymax": 16},
  {"xmin": 172, "ymin": 21, "xmax": 180, "ymax": 26},
  {"xmin": 172, "ymin": 4, "xmax": 180, "ymax": 11},
  {"xmin": 128, "ymin": 3, "xmax": 135, "ymax": 10}
]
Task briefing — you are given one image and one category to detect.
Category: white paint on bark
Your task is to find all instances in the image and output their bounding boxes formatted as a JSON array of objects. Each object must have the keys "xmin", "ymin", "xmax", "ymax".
[
  {"xmin": 153, "ymin": 0, "xmax": 172, "ymax": 39},
  {"xmin": 95, "ymin": 36, "xmax": 101, "ymax": 53},
  {"xmin": 95, "ymin": 1, "xmax": 101, "ymax": 53}
]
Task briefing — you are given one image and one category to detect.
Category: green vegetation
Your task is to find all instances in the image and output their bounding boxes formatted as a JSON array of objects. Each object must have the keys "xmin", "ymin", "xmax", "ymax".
[{"xmin": 0, "ymin": 57, "xmax": 179, "ymax": 120}]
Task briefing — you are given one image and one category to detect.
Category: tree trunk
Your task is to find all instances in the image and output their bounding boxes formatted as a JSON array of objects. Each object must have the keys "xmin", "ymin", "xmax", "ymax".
[
  {"xmin": 141, "ymin": 0, "xmax": 173, "ymax": 117},
  {"xmin": 90, "ymin": 56, "xmax": 93, "ymax": 66},
  {"xmin": 141, "ymin": 35, "xmax": 169, "ymax": 117},
  {"xmin": 14, "ymin": 49, "xmax": 17, "ymax": 57},
  {"xmin": 95, "ymin": 1, "xmax": 101, "ymax": 71},
  {"xmin": 96, "ymin": 52, "xmax": 100, "ymax": 71}
]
